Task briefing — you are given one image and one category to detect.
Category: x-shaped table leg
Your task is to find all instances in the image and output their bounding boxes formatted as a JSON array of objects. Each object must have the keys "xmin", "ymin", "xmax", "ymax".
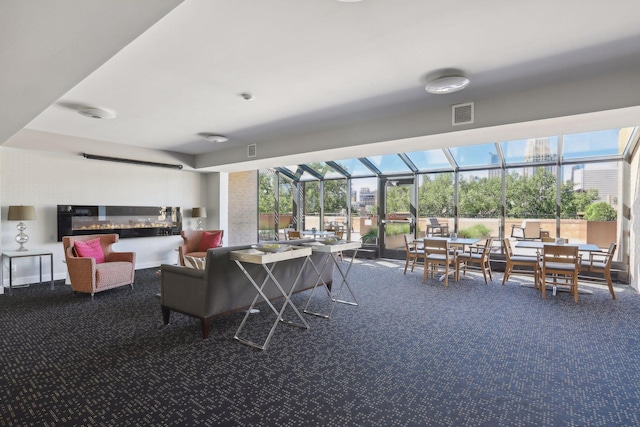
[{"xmin": 234, "ymin": 258, "xmax": 310, "ymax": 350}]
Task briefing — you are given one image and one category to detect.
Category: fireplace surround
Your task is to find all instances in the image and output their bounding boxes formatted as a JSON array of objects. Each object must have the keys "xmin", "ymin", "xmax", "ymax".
[{"xmin": 57, "ymin": 205, "xmax": 182, "ymax": 241}]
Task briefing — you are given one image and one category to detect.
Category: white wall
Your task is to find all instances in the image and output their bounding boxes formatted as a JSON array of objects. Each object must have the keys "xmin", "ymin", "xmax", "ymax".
[
  {"xmin": 1, "ymin": 146, "xmax": 205, "ymax": 291},
  {"xmin": 629, "ymin": 147, "xmax": 640, "ymax": 291}
]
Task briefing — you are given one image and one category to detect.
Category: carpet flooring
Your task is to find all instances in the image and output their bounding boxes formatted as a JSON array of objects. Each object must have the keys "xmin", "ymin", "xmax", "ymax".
[{"xmin": 1, "ymin": 260, "xmax": 639, "ymax": 426}]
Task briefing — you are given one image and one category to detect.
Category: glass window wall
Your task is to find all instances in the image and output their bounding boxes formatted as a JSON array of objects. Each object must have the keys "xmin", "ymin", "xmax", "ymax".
[
  {"xmin": 559, "ymin": 160, "xmax": 620, "ymax": 253},
  {"xmin": 258, "ymin": 169, "xmax": 277, "ymax": 241},
  {"xmin": 406, "ymin": 149, "xmax": 452, "ymax": 172},
  {"xmin": 278, "ymin": 177, "xmax": 294, "ymax": 239},
  {"xmin": 303, "ymin": 181, "xmax": 321, "ymax": 232},
  {"xmin": 449, "ymin": 143, "xmax": 500, "ymax": 168},
  {"xmin": 459, "ymin": 170, "xmax": 502, "ymax": 240},
  {"xmin": 260, "ymin": 126, "xmax": 635, "ymax": 260},
  {"xmin": 366, "ymin": 154, "xmax": 412, "ymax": 175},
  {"xmin": 563, "ymin": 129, "xmax": 622, "ymax": 159},
  {"xmin": 331, "ymin": 157, "xmax": 376, "ymax": 178},
  {"xmin": 501, "ymin": 136, "xmax": 559, "ymax": 164},
  {"xmin": 418, "ymin": 172, "xmax": 454, "ymax": 237},
  {"xmin": 351, "ymin": 177, "xmax": 378, "ymax": 243},
  {"xmin": 505, "ymin": 166, "xmax": 557, "ymax": 244},
  {"xmin": 323, "ymin": 179, "xmax": 348, "ymax": 233}
]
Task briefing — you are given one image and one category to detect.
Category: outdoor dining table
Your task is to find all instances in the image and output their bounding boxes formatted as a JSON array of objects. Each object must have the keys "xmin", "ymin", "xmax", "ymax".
[
  {"xmin": 415, "ymin": 236, "xmax": 481, "ymax": 252},
  {"xmin": 515, "ymin": 240, "xmax": 601, "ymax": 252},
  {"xmin": 420, "ymin": 236, "xmax": 481, "ymax": 247},
  {"xmin": 419, "ymin": 237, "xmax": 481, "ymax": 281}
]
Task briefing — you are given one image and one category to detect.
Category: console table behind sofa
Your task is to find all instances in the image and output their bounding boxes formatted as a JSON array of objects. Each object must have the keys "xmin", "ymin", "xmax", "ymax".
[{"xmin": 160, "ymin": 240, "xmax": 335, "ymax": 338}]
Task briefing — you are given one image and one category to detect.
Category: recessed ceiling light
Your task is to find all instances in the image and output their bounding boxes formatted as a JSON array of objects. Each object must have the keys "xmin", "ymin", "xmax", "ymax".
[
  {"xmin": 425, "ymin": 76, "xmax": 470, "ymax": 94},
  {"xmin": 77, "ymin": 107, "xmax": 116, "ymax": 119},
  {"xmin": 240, "ymin": 93, "xmax": 254, "ymax": 101},
  {"xmin": 202, "ymin": 134, "xmax": 229, "ymax": 143}
]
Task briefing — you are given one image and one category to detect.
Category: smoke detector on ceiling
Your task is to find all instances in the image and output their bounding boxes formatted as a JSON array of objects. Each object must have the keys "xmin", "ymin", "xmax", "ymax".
[
  {"xmin": 425, "ymin": 75, "xmax": 470, "ymax": 94},
  {"xmin": 202, "ymin": 134, "xmax": 229, "ymax": 143},
  {"xmin": 77, "ymin": 107, "xmax": 116, "ymax": 119}
]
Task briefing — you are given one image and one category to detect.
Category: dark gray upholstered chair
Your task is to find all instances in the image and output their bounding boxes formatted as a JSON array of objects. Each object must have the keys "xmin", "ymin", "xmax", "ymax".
[{"xmin": 161, "ymin": 240, "xmax": 335, "ymax": 338}]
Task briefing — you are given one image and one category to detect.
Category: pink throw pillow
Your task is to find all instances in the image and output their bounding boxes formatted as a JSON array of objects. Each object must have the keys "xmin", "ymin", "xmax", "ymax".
[
  {"xmin": 74, "ymin": 238, "xmax": 106, "ymax": 264},
  {"xmin": 198, "ymin": 231, "xmax": 223, "ymax": 252}
]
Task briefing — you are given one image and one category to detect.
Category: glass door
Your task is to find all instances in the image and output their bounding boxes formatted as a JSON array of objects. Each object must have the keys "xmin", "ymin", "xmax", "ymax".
[{"xmin": 380, "ymin": 177, "xmax": 415, "ymax": 259}]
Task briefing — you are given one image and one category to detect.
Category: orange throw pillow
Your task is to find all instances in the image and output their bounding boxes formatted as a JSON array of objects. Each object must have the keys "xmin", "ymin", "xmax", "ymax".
[{"xmin": 198, "ymin": 231, "xmax": 223, "ymax": 251}]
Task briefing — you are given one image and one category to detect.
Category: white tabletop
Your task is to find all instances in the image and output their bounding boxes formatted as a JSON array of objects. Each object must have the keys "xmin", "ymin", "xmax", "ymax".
[
  {"xmin": 3, "ymin": 249, "xmax": 53, "ymax": 257},
  {"xmin": 301, "ymin": 230, "xmax": 335, "ymax": 237},
  {"xmin": 301, "ymin": 241, "xmax": 361, "ymax": 253},
  {"xmin": 230, "ymin": 246, "xmax": 312, "ymax": 264},
  {"xmin": 419, "ymin": 237, "xmax": 481, "ymax": 246},
  {"xmin": 515, "ymin": 241, "xmax": 601, "ymax": 252}
]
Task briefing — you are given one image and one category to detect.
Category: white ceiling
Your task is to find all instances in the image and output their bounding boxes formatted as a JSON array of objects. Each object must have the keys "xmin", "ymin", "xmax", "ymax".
[{"xmin": 4, "ymin": 0, "xmax": 640, "ymax": 171}]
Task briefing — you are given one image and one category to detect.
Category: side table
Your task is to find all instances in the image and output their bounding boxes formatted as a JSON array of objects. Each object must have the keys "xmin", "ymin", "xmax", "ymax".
[
  {"xmin": 3, "ymin": 250, "xmax": 54, "ymax": 295},
  {"xmin": 230, "ymin": 246, "xmax": 313, "ymax": 350},
  {"xmin": 303, "ymin": 240, "xmax": 361, "ymax": 319}
]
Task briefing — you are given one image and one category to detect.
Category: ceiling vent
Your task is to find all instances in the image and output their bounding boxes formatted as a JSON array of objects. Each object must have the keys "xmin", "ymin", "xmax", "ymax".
[
  {"xmin": 452, "ymin": 102, "xmax": 474, "ymax": 126},
  {"xmin": 247, "ymin": 144, "xmax": 257, "ymax": 158}
]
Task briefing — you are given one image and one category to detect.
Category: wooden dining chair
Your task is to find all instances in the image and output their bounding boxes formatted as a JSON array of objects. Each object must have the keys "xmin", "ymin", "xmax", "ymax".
[
  {"xmin": 403, "ymin": 234, "xmax": 425, "ymax": 274},
  {"xmin": 423, "ymin": 238, "xmax": 455, "ymax": 286},
  {"xmin": 537, "ymin": 244, "xmax": 581, "ymax": 302},
  {"xmin": 426, "ymin": 218, "xmax": 449, "ymax": 237},
  {"xmin": 287, "ymin": 230, "xmax": 301, "ymax": 240},
  {"xmin": 502, "ymin": 238, "xmax": 538, "ymax": 286},
  {"xmin": 455, "ymin": 238, "xmax": 493, "ymax": 284},
  {"xmin": 580, "ymin": 242, "xmax": 617, "ymax": 299},
  {"xmin": 510, "ymin": 220, "xmax": 541, "ymax": 240},
  {"xmin": 542, "ymin": 236, "xmax": 569, "ymax": 244}
]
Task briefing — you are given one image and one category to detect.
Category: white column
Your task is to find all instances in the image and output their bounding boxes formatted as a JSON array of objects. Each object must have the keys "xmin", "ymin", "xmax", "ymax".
[{"xmin": 205, "ymin": 172, "xmax": 229, "ymax": 236}]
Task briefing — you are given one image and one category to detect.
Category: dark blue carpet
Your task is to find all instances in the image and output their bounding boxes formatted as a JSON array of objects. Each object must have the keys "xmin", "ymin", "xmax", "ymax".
[{"xmin": 0, "ymin": 260, "xmax": 638, "ymax": 426}]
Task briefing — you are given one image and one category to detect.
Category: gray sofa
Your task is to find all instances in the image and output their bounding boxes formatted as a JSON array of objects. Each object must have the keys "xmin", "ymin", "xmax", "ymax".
[{"xmin": 160, "ymin": 240, "xmax": 335, "ymax": 338}]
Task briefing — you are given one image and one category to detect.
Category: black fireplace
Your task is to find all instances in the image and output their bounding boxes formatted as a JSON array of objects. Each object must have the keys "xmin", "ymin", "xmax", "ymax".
[{"xmin": 57, "ymin": 205, "xmax": 182, "ymax": 241}]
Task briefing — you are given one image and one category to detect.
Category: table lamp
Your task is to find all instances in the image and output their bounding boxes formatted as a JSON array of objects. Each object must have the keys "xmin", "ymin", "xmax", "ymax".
[
  {"xmin": 7, "ymin": 205, "xmax": 36, "ymax": 251},
  {"xmin": 192, "ymin": 207, "xmax": 207, "ymax": 231}
]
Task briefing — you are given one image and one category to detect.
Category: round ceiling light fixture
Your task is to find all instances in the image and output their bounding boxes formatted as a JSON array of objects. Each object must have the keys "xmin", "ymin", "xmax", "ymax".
[
  {"xmin": 425, "ymin": 75, "xmax": 470, "ymax": 94},
  {"xmin": 202, "ymin": 134, "xmax": 229, "ymax": 143},
  {"xmin": 77, "ymin": 107, "xmax": 116, "ymax": 119}
]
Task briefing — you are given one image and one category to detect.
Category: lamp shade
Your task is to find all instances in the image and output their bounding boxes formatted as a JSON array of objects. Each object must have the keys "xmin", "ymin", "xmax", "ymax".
[
  {"xmin": 192, "ymin": 207, "xmax": 207, "ymax": 218},
  {"xmin": 8, "ymin": 205, "xmax": 36, "ymax": 221}
]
